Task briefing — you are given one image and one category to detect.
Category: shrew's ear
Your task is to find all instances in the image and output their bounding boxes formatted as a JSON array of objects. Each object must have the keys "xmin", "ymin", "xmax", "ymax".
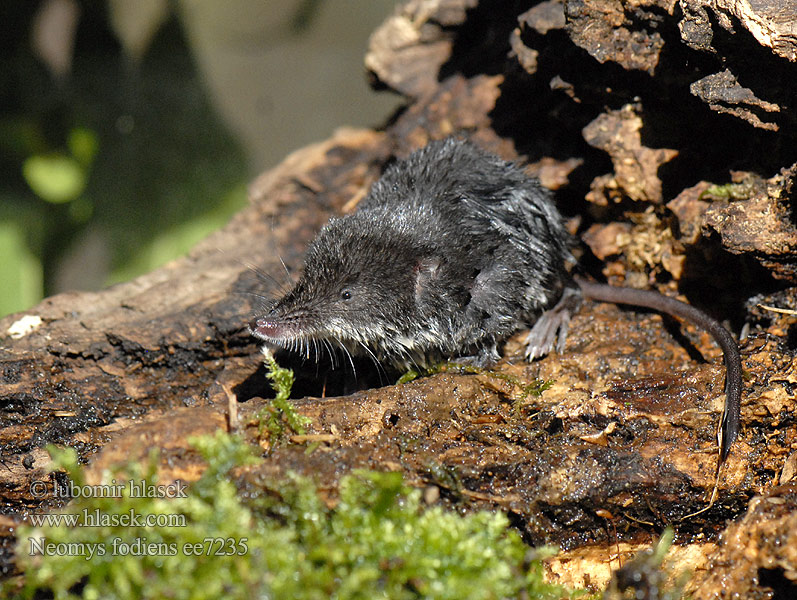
[{"xmin": 414, "ymin": 257, "xmax": 442, "ymax": 301}]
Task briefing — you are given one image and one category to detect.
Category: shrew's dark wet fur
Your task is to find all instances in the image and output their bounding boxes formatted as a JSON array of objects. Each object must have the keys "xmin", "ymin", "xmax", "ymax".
[{"xmin": 250, "ymin": 138, "xmax": 742, "ymax": 461}]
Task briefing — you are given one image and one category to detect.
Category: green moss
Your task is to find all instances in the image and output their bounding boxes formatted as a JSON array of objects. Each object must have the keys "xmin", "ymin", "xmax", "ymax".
[
  {"xmin": 256, "ymin": 349, "xmax": 312, "ymax": 442},
  {"xmin": 13, "ymin": 433, "xmax": 264, "ymax": 600},
  {"xmin": 260, "ymin": 470, "xmax": 565, "ymax": 600},
  {"xmin": 11, "ymin": 431, "xmax": 580, "ymax": 600},
  {"xmin": 700, "ymin": 181, "xmax": 755, "ymax": 200}
]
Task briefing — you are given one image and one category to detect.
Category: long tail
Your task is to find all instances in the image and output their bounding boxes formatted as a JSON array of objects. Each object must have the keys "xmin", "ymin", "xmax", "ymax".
[{"xmin": 575, "ymin": 276, "xmax": 742, "ymax": 464}]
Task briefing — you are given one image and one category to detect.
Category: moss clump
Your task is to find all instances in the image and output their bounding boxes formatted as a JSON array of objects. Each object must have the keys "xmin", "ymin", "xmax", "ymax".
[
  {"xmin": 256, "ymin": 348, "xmax": 312, "ymax": 442},
  {"xmin": 12, "ymin": 432, "xmax": 264, "ymax": 600},
  {"xmin": 11, "ymin": 431, "xmax": 577, "ymax": 600},
  {"xmin": 700, "ymin": 180, "xmax": 755, "ymax": 200},
  {"xmin": 256, "ymin": 470, "xmax": 570, "ymax": 600}
]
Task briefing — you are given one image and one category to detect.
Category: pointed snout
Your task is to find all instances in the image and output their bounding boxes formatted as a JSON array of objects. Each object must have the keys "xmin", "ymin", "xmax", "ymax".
[{"xmin": 249, "ymin": 315, "xmax": 280, "ymax": 340}]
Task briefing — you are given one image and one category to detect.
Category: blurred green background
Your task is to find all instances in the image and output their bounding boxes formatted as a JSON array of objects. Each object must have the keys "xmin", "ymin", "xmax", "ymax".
[{"xmin": 0, "ymin": 0, "xmax": 399, "ymax": 318}]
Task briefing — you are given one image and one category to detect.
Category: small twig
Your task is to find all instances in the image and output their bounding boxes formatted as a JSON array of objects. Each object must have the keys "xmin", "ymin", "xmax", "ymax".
[
  {"xmin": 289, "ymin": 434, "xmax": 338, "ymax": 443},
  {"xmin": 221, "ymin": 383, "xmax": 239, "ymax": 433},
  {"xmin": 757, "ymin": 303, "xmax": 797, "ymax": 316}
]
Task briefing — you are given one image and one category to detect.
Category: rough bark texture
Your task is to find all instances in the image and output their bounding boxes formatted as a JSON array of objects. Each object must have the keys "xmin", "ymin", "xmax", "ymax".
[{"xmin": 3, "ymin": 0, "xmax": 797, "ymax": 596}]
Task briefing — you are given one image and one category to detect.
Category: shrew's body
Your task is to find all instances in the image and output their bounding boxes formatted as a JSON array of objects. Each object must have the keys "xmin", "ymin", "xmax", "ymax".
[{"xmin": 250, "ymin": 138, "xmax": 742, "ymax": 460}]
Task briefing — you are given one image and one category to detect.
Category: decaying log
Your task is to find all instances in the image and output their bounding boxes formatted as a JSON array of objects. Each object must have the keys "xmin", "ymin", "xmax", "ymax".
[{"xmin": 3, "ymin": 0, "xmax": 797, "ymax": 595}]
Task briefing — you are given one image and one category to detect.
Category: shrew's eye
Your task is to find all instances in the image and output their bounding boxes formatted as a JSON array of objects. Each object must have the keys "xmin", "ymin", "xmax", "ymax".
[{"xmin": 341, "ymin": 289, "xmax": 352, "ymax": 300}]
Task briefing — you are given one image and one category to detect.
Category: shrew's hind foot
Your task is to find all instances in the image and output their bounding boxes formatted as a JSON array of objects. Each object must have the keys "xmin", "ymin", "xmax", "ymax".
[{"xmin": 524, "ymin": 286, "xmax": 581, "ymax": 361}]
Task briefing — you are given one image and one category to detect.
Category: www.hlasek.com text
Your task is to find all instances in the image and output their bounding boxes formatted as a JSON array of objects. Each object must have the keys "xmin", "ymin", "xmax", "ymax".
[{"xmin": 27, "ymin": 508, "xmax": 187, "ymax": 528}]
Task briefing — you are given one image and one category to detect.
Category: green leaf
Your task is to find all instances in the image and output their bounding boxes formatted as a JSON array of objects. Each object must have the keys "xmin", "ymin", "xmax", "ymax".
[
  {"xmin": 22, "ymin": 154, "xmax": 86, "ymax": 203},
  {"xmin": 68, "ymin": 127, "xmax": 99, "ymax": 167},
  {"xmin": 0, "ymin": 215, "xmax": 42, "ymax": 317}
]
